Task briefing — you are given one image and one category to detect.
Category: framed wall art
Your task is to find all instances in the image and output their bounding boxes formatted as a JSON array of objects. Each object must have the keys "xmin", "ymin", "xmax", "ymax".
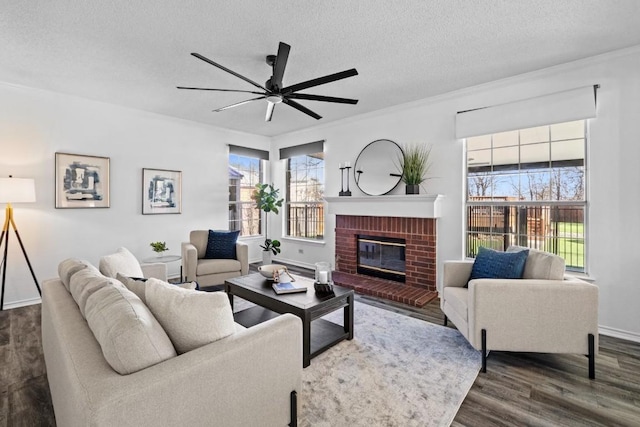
[
  {"xmin": 142, "ymin": 168, "xmax": 182, "ymax": 215},
  {"xmin": 55, "ymin": 152, "xmax": 110, "ymax": 208}
]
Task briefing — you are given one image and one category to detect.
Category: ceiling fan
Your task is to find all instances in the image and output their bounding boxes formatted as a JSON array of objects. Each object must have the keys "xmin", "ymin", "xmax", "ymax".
[{"xmin": 177, "ymin": 42, "xmax": 358, "ymax": 121}]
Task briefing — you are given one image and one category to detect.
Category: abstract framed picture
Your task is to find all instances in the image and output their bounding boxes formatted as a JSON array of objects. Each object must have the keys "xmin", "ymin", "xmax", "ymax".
[
  {"xmin": 142, "ymin": 168, "xmax": 182, "ymax": 215},
  {"xmin": 55, "ymin": 152, "xmax": 110, "ymax": 208}
]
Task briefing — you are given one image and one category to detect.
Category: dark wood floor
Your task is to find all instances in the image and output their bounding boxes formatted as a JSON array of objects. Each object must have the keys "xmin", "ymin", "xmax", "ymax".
[{"xmin": 1, "ymin": 279, "xmax": 639, "ymax": 426}]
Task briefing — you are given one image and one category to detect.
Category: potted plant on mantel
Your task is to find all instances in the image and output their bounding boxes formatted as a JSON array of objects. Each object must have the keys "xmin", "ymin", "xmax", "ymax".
[
  {"xmin": 252, "ymin": 183, "xmax": 284, "ymax": 264},
  {"xmin": 397, "ymin": 143, "xmax": 432, "ymax": 194}
]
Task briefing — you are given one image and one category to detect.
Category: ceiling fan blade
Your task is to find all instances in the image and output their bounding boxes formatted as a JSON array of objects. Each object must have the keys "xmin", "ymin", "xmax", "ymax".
[
  {"xmin": 282, "ymin": 98, "xmax": 322, "ymax": 120},
  {"xmin": 271, "ymin": 42, "xmax": 290, "ymax": 90},
  {"xmin": 191, "ymin": 53, "xmax": 269, "ymax": 92},
  {"xmin": 177, "ymin": 86, "xmax": 265, "ymax": 95},
  {"xmin": 213, "ymin": 96, "xmax": 266, "ymax": 112},
  {"xmin": 281, "ymin": 68, "xmax": 358, "ymax": 94},
  {"xmin": 265, "ymin": 102, "xmax": 275, "ymax": 122},
  {"xmin": 286, "ymin": 93, "xmax": 358, "ymax": 104}
]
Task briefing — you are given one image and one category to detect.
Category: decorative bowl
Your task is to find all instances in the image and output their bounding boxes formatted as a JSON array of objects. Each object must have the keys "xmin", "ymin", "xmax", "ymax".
[{"xmin": 257, "ymin": 264, "xmax": 287, "ymax": 280}]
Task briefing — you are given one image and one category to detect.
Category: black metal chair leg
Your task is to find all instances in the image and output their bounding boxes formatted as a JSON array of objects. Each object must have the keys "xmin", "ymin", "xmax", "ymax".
[
  {"xmin": 288, "ymin": 390, "xmax": 297, "ymax": 427},
  {"xmin": 481, "ymin": 329, "xmax": 487, "ymax": 373},
  {"xmin": 443, "ymin": 315, "xmax": 447, "ymax": 326},
  {"xmin": 588, "ymin": 333, "xmax": 595, "ymax": 380}
]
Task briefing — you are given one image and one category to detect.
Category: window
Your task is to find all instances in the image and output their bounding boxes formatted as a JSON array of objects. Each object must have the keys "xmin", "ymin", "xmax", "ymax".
[
  {"xmin": 466, "ymin": 120, "xmax": 587, "ymax": 272},
  {"xmin": 285, "ymin": 152, "xmax": 325, "ymax": 240},
  {"xmin": 228, "ymin": 153, "xmax": 263, "ymax": 236}
]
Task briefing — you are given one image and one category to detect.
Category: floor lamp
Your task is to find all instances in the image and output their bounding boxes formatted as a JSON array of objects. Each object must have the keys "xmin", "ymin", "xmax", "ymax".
[{"xmin": 0, "ymin": 176, "xmax": 40, "ymax": 310}]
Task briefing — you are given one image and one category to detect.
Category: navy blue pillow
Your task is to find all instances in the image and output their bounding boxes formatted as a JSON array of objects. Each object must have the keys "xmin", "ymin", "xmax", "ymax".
[
  {"xmin": 204, "ymin": 230, "xmax": 240, "ymax": 259},
  {"xmin": 468, "ymin": 246, "xmax": 529, "ymax": 285}
]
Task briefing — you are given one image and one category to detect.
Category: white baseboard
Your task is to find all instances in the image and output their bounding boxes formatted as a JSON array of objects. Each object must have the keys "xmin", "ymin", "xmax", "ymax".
[
  {"xmin": 270, "ymin": 257, "xmax": 315, "ymax": 271},
  {"xmin": 599, "ymin": 325, "xmax": 640, "ymax": 343},
  {"xmin": 3, "ymin": 297, "xmax": 41, "ymax": 310}
]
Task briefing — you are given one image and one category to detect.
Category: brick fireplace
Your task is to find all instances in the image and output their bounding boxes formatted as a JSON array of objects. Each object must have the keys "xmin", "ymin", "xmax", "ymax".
[
  {"xmin": 335, "ymin": 215, "xmax": 437, "ymax": 292},
  {"xmin": 325, "ymin": 194, "xmax": 443, "ymax": 306}
]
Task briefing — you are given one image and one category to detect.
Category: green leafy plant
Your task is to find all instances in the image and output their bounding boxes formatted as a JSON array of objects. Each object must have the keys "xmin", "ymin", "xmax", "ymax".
[
  {"xmin": 150, "ymin": 241, "xmax": 169, "ymax": 253},
  {"xmin": 251, "ymin": 183, "xmax": 284, "ymax": 255},
  {"xmin": 398, "ymin": 144, "xmax": 432, "ymax": 185}
]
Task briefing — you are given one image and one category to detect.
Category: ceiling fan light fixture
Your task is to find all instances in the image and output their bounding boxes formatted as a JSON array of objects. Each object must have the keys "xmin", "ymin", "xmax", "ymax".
[{"xmin": 266, "ymin": 94, "xmax": 283, "ymax": 104}]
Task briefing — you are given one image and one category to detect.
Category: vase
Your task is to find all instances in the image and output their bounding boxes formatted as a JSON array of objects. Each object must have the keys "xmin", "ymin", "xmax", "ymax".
[
  {"xmin": 262, "ymin": 251, "xmax": 272, "ymax": 265},
  {"xmin": 406, "ymin": 184, "xmax": 420, "ymax": 194}
]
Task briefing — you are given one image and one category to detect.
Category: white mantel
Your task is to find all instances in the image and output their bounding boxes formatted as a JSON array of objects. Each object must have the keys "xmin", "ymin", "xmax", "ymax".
[{"xmin": 324, "ymin": 194, "xmax": 444, "ymax": 218}]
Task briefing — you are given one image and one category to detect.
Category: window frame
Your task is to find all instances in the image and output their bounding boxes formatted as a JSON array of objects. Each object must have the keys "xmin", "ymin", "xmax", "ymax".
[
  {"xmin": 228, "ymin": 153, "xmax": 264, "ymax": 238},
  {"xmin": 284, "ymin": 152, "xmax": 325, "ymax": 241},
  {"xmin": 464, "ymin": 120, "xmax": 588, "ymax": 273}
]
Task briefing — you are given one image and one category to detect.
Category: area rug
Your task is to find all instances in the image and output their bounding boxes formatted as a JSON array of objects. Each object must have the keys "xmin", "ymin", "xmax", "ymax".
[{"xmin": 299, "ymin": 301, "xmax": 481, "ymax": 427}]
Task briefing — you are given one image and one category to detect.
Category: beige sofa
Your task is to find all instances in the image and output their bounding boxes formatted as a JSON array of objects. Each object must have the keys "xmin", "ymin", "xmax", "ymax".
[
  {"xmin": 182, "ymin": 230, "xmax": 249, "ymax": 287},
  {"xmin": 440, "ymin": 247, "xmax": 599, "ymax": 378},
  {"xmin": 41, "ymin": 259, "xmax": 302, "ymax": 426}
]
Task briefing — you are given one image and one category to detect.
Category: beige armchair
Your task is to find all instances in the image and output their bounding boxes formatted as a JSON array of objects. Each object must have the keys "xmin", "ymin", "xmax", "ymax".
[
  {"xmin": 182, "ymin": 230, "xmax": 249, "ymax": 287},
  {"xmin": 440, "ymin": 247, "xmax": 599, "ymax": 378}
]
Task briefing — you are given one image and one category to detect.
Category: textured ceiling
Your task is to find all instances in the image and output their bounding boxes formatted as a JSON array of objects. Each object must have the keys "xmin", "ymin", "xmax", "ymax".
[{"xmin": 2, "ymin": 1, "xmax": 640, "ymax": 137}]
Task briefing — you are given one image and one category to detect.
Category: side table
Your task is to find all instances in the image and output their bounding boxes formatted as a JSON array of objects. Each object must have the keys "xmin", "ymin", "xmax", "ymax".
[{"xmin": 142, "ymin": 255, "xmax": 182, "ymax": 280}]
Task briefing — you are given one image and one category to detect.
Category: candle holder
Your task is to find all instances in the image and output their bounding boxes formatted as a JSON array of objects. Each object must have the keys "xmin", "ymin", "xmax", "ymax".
[
  {"xmin": 339, "ymin": 165, "xmax": 347, "ymax": 196},
  {"xmin": 314, "ymin": 262, "xmax": 334, "ymax": 294},
  {"xmin": 343, "ymin": 166, "xmax": 352, "ymax": 196}
]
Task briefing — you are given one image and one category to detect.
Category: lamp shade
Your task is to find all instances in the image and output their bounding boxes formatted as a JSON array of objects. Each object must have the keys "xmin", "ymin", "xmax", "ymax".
[{"xmin": 0, "ymin": 177, "xmax": 36, "ymax": 203}]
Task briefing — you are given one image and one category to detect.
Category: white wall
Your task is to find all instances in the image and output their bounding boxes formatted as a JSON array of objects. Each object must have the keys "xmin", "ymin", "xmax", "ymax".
[
  {"xmin": 0, "ymin": 83, "xmax": 269, "ymax": 307},
  {"xmin": 272, "ymin": 46, "xmax": 640, "ymax": 341},
  {"xmin": 3, "ymin": 45, "xmax": 639, "ymax": 341}
]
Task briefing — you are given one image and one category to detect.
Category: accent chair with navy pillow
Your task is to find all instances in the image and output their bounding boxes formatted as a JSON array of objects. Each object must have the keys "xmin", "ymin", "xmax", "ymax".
[
  {"xmin": 440, "ymin": 246, "xmax": 599, "ymax": 379},
  {"xmin": 182, "ymin": 230, "xmax": 249, "ymax": 288}
]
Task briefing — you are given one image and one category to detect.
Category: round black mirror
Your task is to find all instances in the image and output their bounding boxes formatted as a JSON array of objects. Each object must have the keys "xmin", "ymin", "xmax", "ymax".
[{"xmin": 354, "ymin": 139, "xmax": 403, "ymax": 196}]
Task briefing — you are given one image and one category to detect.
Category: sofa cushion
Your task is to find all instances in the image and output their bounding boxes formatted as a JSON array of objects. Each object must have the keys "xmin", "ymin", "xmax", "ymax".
[
  {"xmin": 196, "ymin": 258, "xmax": 242, "ymax": 276},
  {"xmin": 116, "ymin": 273, "xmax": 198, "ymax": 304},
  {"xmin": 204, "ymin": 230, "xmax": 240, "ymax": 260},
  {"xmin": 58, "ymin": 258, "xmax": 93, "ymax": 291},
  {"xmin": 507, "ymin": 246, "xmax": 565, "ymax": 280},
  {"xmin": 99, "ymin": 247, "xmax": 144, "ymax": 278},
  {"xmin": 84, "ymin": 282, "xmax": 177, "ymax": 375},
  {"xmin": 145, "ymin": 278, "xmax": 235, "ymax": 354},
  {"xmin": 69, "ymin": 266, "xmax": 113, "ymax": 318},
  {"xmin": 469, "ymin": 246, "xmax": 529, "ymax": 284}
]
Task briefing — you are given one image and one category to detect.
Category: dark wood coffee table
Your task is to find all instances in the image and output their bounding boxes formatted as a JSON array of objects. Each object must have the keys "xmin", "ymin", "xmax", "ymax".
[{"xmin": 225, "ymin": 273, "xmax": 354, "ymax": 368}]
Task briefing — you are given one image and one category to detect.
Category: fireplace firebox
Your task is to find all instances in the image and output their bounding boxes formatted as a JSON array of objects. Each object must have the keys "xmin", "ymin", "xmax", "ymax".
[{"xmin": 357, "ymin": 235, "xmax": 406, "ymax": 283}]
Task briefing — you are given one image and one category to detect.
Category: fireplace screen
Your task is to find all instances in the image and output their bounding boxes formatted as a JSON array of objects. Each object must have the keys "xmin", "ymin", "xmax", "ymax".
[{"xmin": 357, "ymin": 235, "xmax": 406, "ymax": 282}]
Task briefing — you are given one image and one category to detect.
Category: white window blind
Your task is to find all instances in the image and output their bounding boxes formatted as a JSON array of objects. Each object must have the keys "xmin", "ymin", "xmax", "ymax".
[{"xmin": 456, "ymin": 86, "xmax": 597, "ymax": 139}]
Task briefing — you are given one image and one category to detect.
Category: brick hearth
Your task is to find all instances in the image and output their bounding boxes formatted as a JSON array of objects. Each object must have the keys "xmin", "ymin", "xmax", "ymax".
[
  {"xmin": 333, "ymin": 271, "xmax": 437, "ymax": 307},
  {"xmin": 334, "ymin": 215, "xmax": 438, "ymax": 307}
]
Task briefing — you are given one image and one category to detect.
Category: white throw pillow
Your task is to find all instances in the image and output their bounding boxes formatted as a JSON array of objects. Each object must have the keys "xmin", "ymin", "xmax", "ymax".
[
  {"xmin": 145, "ymin": 278, "xmax": 235, "ymax": 354},
  {"xmin": 84, "ymin": 282, "xmax": 177, "ymax": 375},
  {"xmin": 116, "ymin": 273, "xmax": 198, "ymax": 304},
  {"xmin": 99, "ymin": 247, "xmax": 144, "ymax": 279},
  {"xmin": 58, "ymin": 258, "xmax": 94, "ymax": 291}
]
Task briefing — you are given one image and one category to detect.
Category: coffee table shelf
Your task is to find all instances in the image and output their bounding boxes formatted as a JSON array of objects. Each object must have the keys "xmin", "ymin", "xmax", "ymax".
[
  {"xmin": 225, "ymin": 273, "xmax": 354, "ymax": 368},
  {"xmin": 233, "ymin": 305, "xmax": 350, "ymax": 360}
]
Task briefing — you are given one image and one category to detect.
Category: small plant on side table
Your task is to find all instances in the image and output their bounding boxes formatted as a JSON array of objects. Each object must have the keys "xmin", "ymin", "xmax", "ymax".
[{"xmin": 150, "ymin": 241, "xmax": 169, "ymax": 256}]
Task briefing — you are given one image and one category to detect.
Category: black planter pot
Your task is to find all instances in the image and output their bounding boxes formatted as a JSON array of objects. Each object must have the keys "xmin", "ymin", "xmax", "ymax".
[{"xmin": 406, "ymin": 184, "xmax": 420, "ymax": 194}]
